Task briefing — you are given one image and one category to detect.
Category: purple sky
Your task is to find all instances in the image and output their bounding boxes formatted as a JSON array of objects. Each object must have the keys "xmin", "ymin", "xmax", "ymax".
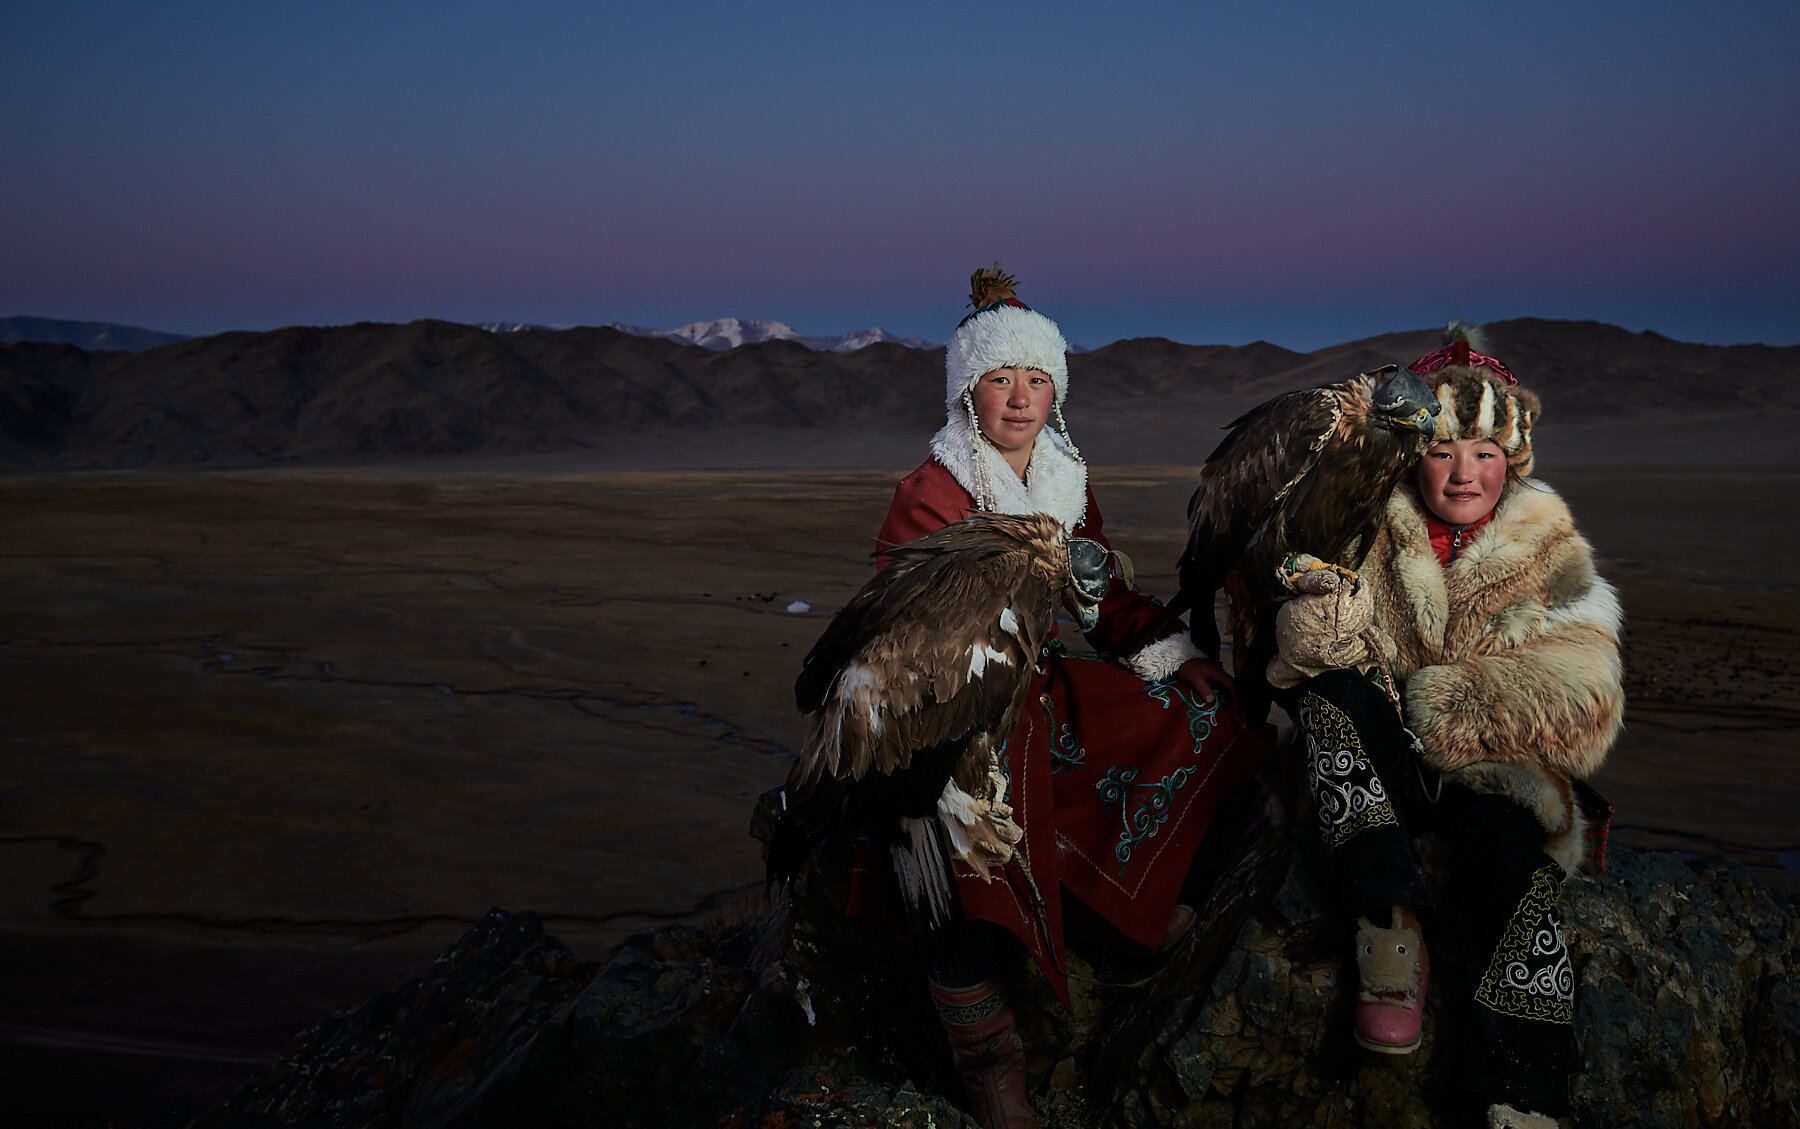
[{"xmin": 4, "ymin": 2, "xmax": 1797, "ymax": 350}]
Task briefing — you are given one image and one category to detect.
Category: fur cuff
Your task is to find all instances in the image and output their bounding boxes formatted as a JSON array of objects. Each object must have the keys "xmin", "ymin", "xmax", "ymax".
[
  {"xmin": 1124, "ymin": 633, "xmax": 1205, "ymax": 682},
  {"xmin": 1402, "ymin": 662, "xmax": 1483, "ymax": 769}
]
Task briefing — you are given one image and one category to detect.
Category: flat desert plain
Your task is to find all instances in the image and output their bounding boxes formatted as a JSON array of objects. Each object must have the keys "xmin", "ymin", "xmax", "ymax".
[{"xmin": 2, "ymin": 457, "xmax": 1797, "ymax": 1121}]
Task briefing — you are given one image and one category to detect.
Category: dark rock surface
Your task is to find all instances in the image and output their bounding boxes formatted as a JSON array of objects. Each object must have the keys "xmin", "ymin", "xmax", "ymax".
[
  {"xmin": 192, "ymin": 909, "xmax": 594, "ymax": 1129},
  {"xmin": 192, "ymin": 812, "xmax": 1800, "ymax": 1127},
  {"xmin": 1568, "ymin": 852, "xmax": 1800, "ymax": 1127},
  {"xmin": 1122, "ymin": 847, "xmax": 1800, "ymax": 1128}
]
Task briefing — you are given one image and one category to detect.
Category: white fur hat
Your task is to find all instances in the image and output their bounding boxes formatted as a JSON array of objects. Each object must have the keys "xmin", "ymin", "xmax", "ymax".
[{"xmin": 944, "ymin": 266, "xmax": 1069, "ymax": 411}]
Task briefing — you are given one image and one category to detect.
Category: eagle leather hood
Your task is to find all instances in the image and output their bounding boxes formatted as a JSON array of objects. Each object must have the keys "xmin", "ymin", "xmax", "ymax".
[{"xmin": 1361, "ymin": 479, "xmax": 1625, "ymax": 874}]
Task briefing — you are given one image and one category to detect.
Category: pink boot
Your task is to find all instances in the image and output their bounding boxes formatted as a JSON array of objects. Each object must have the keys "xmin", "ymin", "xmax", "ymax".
[{"xmin": 1354, "ymin": 905, "xmax": 1427, "ymax": 1054}]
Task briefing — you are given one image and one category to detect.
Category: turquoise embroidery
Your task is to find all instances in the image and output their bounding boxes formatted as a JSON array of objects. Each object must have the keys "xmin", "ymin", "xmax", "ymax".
[
  {"xmin": 1142, "ymin": 677, "xmax": 1219, "ymax": 751},
  {"xmin": 1035, "ymin": 649, "xmax": 1221, "ymax": 872},
  {"xmin": 1097, "ymin": 763, "xmax": 1195, "ymax": 873},
  {"xmin": 1051, "ymin": 722, "xmax": 1088, "ymax": 774}
]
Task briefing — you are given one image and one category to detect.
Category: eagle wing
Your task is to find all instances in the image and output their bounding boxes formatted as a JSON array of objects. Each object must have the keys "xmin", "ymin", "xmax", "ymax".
[
  {"xmin": 791, "ymin": 530, "xmax": 1056, "ymax": 792},
  {"xmin": 770, "ymin": 516, "xmax": 1067, "ymax": 909}
]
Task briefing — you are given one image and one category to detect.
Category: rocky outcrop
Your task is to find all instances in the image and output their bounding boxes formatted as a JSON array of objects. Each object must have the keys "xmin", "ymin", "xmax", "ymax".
[
  {"xmin": 1569, "ymin": 852, "xmax": 1800, "ymax": 1127},
  {"xmin": 192, "ymin": 909, "xmax": 594, "ymax": 1129},
  {"xmin": 196, "ymin": 843, "xmax": 1800, "ymax": 1128},
  {"xmin": 1120, "ymin": 848, "xmax": 1800, "ymax": 1128}
]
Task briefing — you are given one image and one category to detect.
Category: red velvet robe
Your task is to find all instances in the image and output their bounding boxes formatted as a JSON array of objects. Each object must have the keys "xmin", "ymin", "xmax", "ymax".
[{"xmin": 855, "ymin": 458, "xmax": 1273, "ymax": 1003}]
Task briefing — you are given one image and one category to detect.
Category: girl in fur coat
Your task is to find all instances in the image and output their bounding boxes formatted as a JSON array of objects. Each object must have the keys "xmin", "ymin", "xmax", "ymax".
[{"xmin": 1279, "ymin": 326, "xmax": 1622, "ymax": 1129}]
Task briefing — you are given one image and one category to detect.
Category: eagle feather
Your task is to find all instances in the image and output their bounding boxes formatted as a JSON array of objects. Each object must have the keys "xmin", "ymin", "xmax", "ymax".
[{"xmin": 967, "ymin": 264, "xmax": 1019, "ymax": 310}]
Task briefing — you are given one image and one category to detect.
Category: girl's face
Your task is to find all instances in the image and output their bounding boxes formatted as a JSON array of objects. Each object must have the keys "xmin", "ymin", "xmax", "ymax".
[
  {"xmin": 970, "ymin": 367, "xmax": 1054, "ymax": 456},
  {"xmin": 1416, "ymin": 437, "xmax": 1507, "ymax": 525}
]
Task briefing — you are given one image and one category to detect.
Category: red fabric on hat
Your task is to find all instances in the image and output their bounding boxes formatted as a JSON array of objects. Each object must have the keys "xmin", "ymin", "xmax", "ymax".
[{"xmin": 1408, "ymin": 343, "xmax": 1517, "ymax": 385}]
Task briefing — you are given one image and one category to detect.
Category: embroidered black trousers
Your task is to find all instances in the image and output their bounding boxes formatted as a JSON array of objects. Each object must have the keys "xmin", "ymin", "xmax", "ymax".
[{"xmin": 1296, "ymin": 668, "xmax": 1574, "ymax": 1118}]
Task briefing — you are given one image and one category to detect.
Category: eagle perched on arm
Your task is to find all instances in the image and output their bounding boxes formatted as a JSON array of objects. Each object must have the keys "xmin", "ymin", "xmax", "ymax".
[
  {"xmin": 768, "ymin": 511, "xmax": 1111, "ymax": 929},
  {"xmin": 1176, "ymin": 364, "xmax": 1440, "ymax": 723}
]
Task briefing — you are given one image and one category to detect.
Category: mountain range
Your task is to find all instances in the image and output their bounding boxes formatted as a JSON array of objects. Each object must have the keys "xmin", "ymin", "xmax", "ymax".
[
  {"xmin": 2, "ymin": 317, "xmax": 1795, "ymax": 471},
  {"xmin": 6, "ymin": 315, "xmax": 940, "ymax": 355}
]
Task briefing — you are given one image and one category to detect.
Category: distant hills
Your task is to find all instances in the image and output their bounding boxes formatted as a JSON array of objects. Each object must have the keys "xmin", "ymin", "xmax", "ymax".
[{"xmin": 1, "ymin": 317, "xmax": 1795, "ymax": 471}]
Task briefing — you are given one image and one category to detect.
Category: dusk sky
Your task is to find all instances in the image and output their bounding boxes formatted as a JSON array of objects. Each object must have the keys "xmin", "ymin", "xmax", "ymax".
[{"xmin": 4, "ymin": 2, "xmax": 1797, "ymax": 351}]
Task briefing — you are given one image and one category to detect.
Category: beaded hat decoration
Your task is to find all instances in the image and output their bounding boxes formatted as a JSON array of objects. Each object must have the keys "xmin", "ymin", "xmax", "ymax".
[{"xmin": 1408, "ymin": 338, "xmax": 1517, "ymax": 385}]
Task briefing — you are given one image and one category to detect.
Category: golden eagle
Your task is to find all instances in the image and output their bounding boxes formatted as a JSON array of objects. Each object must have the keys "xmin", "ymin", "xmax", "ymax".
[
  {"xmin": 767, "ymin": 511, "xmax": 1111, "ymax": 928},
  {"xmin": 1175, "ymin": 364, "xmax": 1440, "ymax": 722}
]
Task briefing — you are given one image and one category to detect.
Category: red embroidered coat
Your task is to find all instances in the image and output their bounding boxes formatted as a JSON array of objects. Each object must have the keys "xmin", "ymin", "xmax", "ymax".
[{"xmin": 857, "ymin": 457, "xmax": 1271, "ymax": 1002}]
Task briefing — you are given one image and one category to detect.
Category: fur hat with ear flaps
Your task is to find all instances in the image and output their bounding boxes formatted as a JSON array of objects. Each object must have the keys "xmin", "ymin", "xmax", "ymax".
[
  {"xmin": 928, "ymin": 266, "xmax": 1086, "ymax": 524},
  {"xmin": 944, "ymin": 265, "xmax": 1071, "ymax": 411},
  {"xmin": 1408, "ymin": 319, "xmax": 1541, "ymax": 476}
]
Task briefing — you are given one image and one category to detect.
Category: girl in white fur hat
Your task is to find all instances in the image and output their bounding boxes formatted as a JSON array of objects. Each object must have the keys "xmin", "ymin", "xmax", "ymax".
[{"xmin": 849, "ymin": 267, "xmax": 1273, "ymax": 1129}]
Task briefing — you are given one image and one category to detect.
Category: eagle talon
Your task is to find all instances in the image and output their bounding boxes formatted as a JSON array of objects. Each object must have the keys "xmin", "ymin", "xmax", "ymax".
[{"xmin": 1279, "ymin": 553, "xmax": 1360, "ymax": 594}]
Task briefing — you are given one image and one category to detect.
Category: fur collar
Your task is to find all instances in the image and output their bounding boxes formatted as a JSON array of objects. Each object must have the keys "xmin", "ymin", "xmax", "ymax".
[
  {"xmin": 1384, "ymin": 478, "xmax": 1585, "ymax": 657},
  {"xmin": 928, "ymin": 410, "xmax": 1088, "ymax": 529}
]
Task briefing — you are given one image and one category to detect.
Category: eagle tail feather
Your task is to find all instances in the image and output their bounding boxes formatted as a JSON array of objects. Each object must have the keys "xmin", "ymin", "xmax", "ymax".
[
  {"xmin": 891, "ymin": 771, "xmax": 1022, "ymax": 928},
  {"xmin": 892, "ymin": 815, "xmax": 956, "ymax": 928}
]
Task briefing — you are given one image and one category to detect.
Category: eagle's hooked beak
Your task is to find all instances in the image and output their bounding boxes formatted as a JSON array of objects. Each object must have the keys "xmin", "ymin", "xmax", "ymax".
[
  {"xmin": 1066, "ymin": 538, "xmax": 1110, "ymax": 633},
  {"xmin": 1371, "ymin": 365, "xmax": 1442, "ymax": 438}
]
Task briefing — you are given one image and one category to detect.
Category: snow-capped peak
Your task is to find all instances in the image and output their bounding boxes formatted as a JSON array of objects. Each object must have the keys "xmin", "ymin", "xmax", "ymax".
[
  {"xmin": 477, "ymin": 317, "xmax": 940, "ymax": 351},
  {"xmin": 605, "ymin": 318, "xmax": 940, "ymax": 352},
  {"xmin": 475, "ymin": 322, "xmax": 570, "ymax": 334}
]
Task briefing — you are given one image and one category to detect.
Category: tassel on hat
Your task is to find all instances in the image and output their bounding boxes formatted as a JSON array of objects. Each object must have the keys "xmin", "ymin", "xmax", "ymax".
[{"xmin": 966, "ymin": 264, "xmax": 1023, "ymax": 313}]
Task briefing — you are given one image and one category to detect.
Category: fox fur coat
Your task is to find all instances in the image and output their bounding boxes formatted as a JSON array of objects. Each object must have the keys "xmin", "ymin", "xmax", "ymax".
[{"xmin": 1359, "ymin": 479, "xmax": 1624, "ymax": 874}]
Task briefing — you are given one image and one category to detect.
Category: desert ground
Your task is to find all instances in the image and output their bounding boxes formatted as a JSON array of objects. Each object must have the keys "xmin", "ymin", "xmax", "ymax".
[{"xmin": 2, "ymin": 453, "xmax": 1797, "ymax": 1124}]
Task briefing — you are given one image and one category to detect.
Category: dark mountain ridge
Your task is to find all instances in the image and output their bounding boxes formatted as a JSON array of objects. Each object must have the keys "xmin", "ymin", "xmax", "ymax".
[
  {"xmin": 0, "ymin": 315, "xmax": 192, "ymax": 352},
  {"xmin": 2, "ymin": 317, "xmax": 1795, "ymax": 471}
]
